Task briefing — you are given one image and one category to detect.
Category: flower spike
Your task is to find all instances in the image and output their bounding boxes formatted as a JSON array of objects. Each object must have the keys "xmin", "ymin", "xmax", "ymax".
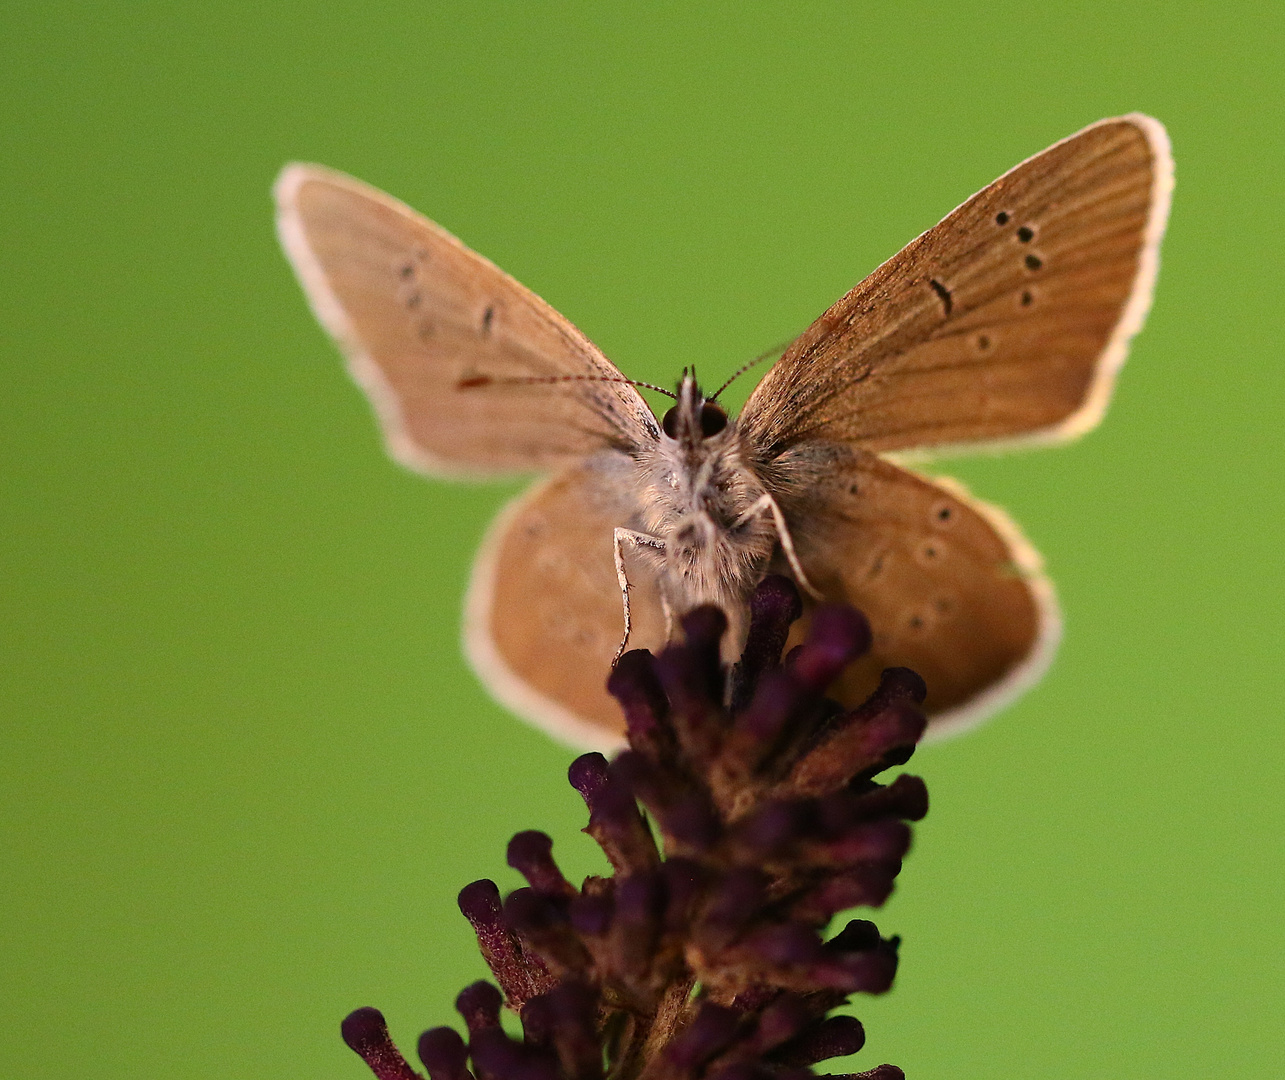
[{"xmin": 345, "ymin": 577, "xmax": 924, "ymax": 1080}]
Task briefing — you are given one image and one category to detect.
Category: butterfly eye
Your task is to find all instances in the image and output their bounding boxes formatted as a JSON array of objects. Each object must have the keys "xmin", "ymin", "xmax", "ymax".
[
  {"xmin": 661, "ymin": 406, "xmax": 681, "ymax": 438},
  {"xmin": 699, "ymin": 403, "xmax": 728, "ymax": 437}
]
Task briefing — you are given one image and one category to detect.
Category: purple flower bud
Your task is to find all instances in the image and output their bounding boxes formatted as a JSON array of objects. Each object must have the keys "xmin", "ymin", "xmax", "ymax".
[
  {"xmin": 816, "ymin": 820, "xmax": 912, "ymax": 866},
  {"xmin": 680, "ymin": 605, "xmax": 729, "ymax": 659},
  {"xmin": 648, "ymin": 640, "xmax": 717, "ymax": 721},
  {"xmin": 788, "ymin": 866, "xmax": 899, "ymax": 921},
  {"xmin": 606, "ymin": 650, "xmax": 670, "ymax": 751},
  {"xmin": 747, "ymin": 994, "xmax": 813, "ymax": 1052},
  {"xmin": 825, "ymin": 920, "xmax": 882, "ymax": 953},
  {"xmin": 852, "ymin": 775, "xmax": 929, "ymax": 823},
  {"xmin": 813, "ymin": 955, "xmax": 897, "ymax": 995},
  {"xmin": 857, "ymin": 705, "xmax": 927, "ymax": 766},
  {"xmin": 566, "ymin": 753, "xmax": 610, "ymax": 804},
  {"xmin": 458, "ymin": 879, "xmax": 503, "ymax": 927},
  {"xmin": 503, "ymin": 888, "xmax": 562, "ymax": 933},
  {"xmin": 814, "ymin": 791, "xmax": 856, "ymax": 837},
  {"xmin": 655, "ymin": 624, "xmax": 726, "ymax": 762},
  {"xmin": 608, "ymin": 751, "xmax": 663, "ymax": 804},
  {"xmin": 341, "ymin": 1008, "xmax": 424, "ymax": 1080},
  {"xmin": 418, "ymin": 1027, "xmax": 473, "ymax": 1080},
  {"xmin": 613, "ymin": 752, "xmax": 721, "ymax": 851},
  {"xmin": 458, "ymin": 881, "xmax": 552, "ymax": 1010},
  {"xmin": 742, "ymin": 922, "xmax": 827, "ymax": 969},
  {"xmin": 732, "ymin": 668, "xmax": 809, "ymax": 751},
  {"xmin": 771, "ymin": 1015, "xmax": 866, "ymax": 1066},
  {"xmin": 457, "ymin": 884, "xmax": 515, "ymax": 982},
  {"xmin": 504, "ymin": 889, "xmax": 592, "ymax": 976},
  {"xmin": 569, "ymin": 753, "xmax": 660, "ymax": 876},
  {"xmin": 823, "ymin": 925, "xmax": 900, "ymax": 995},
  {"xmin": 455, "ymin": 981, "xmax": 503, "ymax": 1035},
  {"xmin": 787, "ymin": 606, "xmax": 872, "ymax": 692},
  {"xmin": 544, "ymin": 981, "xmax": 603, "ymax": 1080},
  {"xmin": 875, "ymin": 667, "xmax": 927, "ymax": 705},
  {"xmin": 469, "ymin": 1028, "xmax": 560, "ymax": 1080},
  {"xmin": 664, "ymin": 1002, "xmax": 743, "ymax": 1072},
  {"xmin": 786, "ymin": 698, "xmax": 926, "ymax": 799},
  {"xmin": 612, "ymin": 872, "xmax": 665, "ymax": 979},
  {"xmin": 729, "ymin": 575, "xmax": 803, "ymax": 711},
  {"xmin": 507, "ymin": 831, "xmax": 575, "ymax": 898},
  {"xmin": 519, "ymin": 995, "xmax": 555, "ymax": 1048}
]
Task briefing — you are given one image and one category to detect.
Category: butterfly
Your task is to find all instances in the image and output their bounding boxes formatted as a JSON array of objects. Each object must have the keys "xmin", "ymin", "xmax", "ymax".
[{"xmin": 275, "ymin": 114, "xmax": 1172, "ymax": 750}]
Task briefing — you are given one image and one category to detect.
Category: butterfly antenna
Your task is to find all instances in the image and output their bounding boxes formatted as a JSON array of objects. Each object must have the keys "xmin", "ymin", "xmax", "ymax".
[
  {"xmin": 709, "ymin": 339, "xmax": 793, "ymax": 402},
  {"xmin": 457, "ymin": 373, "xmax": 677, "ymax": 399}
]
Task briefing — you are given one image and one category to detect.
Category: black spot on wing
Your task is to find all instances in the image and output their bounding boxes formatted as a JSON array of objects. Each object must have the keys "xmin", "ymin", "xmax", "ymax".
[{"xmin": 928, "ymin": 278, "xmax": 953, "ymax": 316}]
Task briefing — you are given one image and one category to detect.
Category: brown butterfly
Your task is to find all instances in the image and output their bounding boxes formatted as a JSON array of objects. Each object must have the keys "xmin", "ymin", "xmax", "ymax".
[{"xmin": 275, "ymin": 114, "xmax": 1172, "ymax": 750}]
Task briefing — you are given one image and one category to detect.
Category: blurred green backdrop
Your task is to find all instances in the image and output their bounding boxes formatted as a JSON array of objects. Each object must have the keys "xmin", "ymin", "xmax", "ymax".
[{"xmin": 2, "ymin": 2, "xmax": 1282, "ymax": 1078}]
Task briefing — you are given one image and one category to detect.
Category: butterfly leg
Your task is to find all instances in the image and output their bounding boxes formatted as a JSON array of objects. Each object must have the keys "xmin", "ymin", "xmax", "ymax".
[
  {"xmin": 612, "ymin": 528, "xmax": 667, "ymax": 664},
  {"xmin": 734, "ymin": 493, "xmax": 823, "ymax": 600},
  {"xmin": 658, "ymin": 593, "xmax": 675, "ymax": 641}
]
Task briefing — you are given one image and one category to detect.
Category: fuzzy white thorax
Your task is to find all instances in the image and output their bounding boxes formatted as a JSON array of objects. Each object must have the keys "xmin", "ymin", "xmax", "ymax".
[{"xmin": 629, "ymin": 374, "xmax": 779, "ymax": 650}]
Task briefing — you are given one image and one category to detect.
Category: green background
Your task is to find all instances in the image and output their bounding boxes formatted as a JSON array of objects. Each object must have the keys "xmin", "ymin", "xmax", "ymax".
[{"xmin": 3, "ymin": 2, "xmax": 1282, "ymax": 1077}]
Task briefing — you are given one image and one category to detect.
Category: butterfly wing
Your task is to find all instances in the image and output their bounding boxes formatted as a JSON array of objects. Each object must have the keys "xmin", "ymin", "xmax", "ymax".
[
  {"xmin": 464, "ymin": 453, "xmax": 667, "ymax": 749},
  {"xmin": 275, "ymin": 165, "xmax": 658, "ymax": 475},
  {"xmin": 739, "ymin": 115, "xmax": 1172, "ymax": 457},
  {"xmin": 775, "ymin": 447, "xmax": 1058, "ymax": 739}
]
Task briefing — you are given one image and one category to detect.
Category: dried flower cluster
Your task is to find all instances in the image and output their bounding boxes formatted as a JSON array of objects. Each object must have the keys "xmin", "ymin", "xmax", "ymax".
[{"xmin": 342, "ymin": 576, "xmax": 930, "ymax": 1080}]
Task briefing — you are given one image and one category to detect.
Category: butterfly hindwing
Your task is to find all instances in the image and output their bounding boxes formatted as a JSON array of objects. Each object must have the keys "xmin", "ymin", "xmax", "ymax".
[
  {"xmin": 774, "ymin": 447, "xmax": 1059, "ymax": 738},
  {"xmin": 275, "ymin": 165, "xmax": 657, "ymax": 476},
  {"xmin": 464, "ymin": 453, "xmax": 667, "ymax": 748}
]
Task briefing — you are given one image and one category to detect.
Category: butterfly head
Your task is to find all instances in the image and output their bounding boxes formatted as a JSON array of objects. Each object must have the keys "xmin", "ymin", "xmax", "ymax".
[{"xmin": 660, "ymin": 370, "xmax": 729, "ymax": 446}]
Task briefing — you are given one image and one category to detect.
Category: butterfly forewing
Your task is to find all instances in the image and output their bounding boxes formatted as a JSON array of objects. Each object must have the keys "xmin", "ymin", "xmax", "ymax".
[
  {"xmin": 740, "ymin": 115, "xmax": 1172, "ymax": 457},
  {"xmin": 275, "ymin": 165, "xmax": 657, "ymax": 475},
  {"xmin": 465, "ymin": 455, "xmax": 668, "ymax": 747},
  {"xmin": 776, "ymin": 449, "xmax": 1058, "ymax": 738}
]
